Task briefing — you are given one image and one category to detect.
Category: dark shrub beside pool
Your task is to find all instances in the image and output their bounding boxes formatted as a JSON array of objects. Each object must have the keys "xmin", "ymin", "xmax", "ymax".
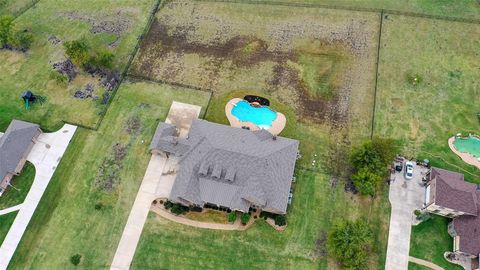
[{"xmin": 244, "ymin": 95, "xmax": 270, "ymax": 106}]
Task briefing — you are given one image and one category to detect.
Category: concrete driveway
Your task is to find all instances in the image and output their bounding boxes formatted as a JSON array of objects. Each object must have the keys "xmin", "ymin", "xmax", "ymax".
[
  {"xmin": 111, "ymin": 102, "xmax": 201, "ymax": 270},
  {"xmin": 0, "ymin": 124, "xmax": 76, "ymax": 270},
  {"xmin": 385, "ymin": 163, "xmax": 428, "ymax": 270}
]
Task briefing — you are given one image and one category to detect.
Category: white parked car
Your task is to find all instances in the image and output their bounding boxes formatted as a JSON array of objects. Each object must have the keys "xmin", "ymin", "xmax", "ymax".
[{"xmin": 405, "ymin": 161, "xmax": 414, "ymax": 179}]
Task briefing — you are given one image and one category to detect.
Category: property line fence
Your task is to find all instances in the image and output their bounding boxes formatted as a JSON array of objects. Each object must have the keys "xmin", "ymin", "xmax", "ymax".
[
  {"xmin": 127, "ymin": 74, "xmax": 216, "ymax": 120},
  {"xmin": 194, "ymin": 0, "xmax": 480, "ymax": 24},
  {"xmin": 10, "ymin": 0, "xmax": 40, "ymax": 19},
  {"xmin": 370, "ymin": 11, "xmax": 384, "ymax": 139},
  {"xmin": 60, "ymin": 0, "xmax": 164, "ymax": 131}
]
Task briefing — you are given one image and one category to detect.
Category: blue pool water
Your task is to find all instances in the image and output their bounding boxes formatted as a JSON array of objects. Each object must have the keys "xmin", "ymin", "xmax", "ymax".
[
  {"xmin": 231, "ymin": 100, "xmax": 277, "ymax": 129},
  {"xmin": 454, "ymin": 136, "xmax": 480, "ymax": 158}
]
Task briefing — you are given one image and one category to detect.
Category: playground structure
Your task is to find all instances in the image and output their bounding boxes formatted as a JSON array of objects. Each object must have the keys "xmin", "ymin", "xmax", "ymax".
[{"xmin": 21, "ymin": 91, "xmax": 46, "ymax": 110}]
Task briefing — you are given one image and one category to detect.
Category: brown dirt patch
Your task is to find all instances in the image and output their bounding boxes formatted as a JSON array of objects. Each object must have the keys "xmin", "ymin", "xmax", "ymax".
[{"xmin": 134, "ymin": 19, "xmax": 351, "ymax": 126}]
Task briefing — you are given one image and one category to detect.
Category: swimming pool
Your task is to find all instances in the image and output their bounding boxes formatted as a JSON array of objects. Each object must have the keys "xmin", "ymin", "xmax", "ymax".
[
  {"xmin": 231, "ymin": 100, "xmax": 277, "ymax": 129},
  {"xmin": 454, "ymin": 136, "xmax": 480, "ymax": 158}
]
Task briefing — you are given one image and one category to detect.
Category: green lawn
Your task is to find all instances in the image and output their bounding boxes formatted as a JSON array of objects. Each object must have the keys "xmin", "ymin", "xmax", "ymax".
[
  {"xmin": 8, "ymin": 80, "xmax": 211, "ymax": 269},
  {"xmin": 374, "ymin": 15, "xmax": 480, "ymax": 182},
  {"xmin": 0, "ymin": 162, "xmax": 35, "ymax": 210},
  {"xmin": 0, "ymin": 0, "xmax": 36, "ymax": 17},
  {"xmin": 259, "ymin": 0, "xmax": 480, "ymax": 20},
  {"xmin": 0, "ymin": 0, "xmax": 157, "ymax": 131},
  {"xmin": 0, "ymin": 211, "xmax": 18, "ymax": 246},
  {"xmin": 132, "ymin": 170, "xmax": 390, "ymax": 270},
  {"xmin": 408, "ymin": 262, "xmax": 430, "ymax": 270},
  {"xmin": 410, "ymin": 216, "xmax": 463, "ymax": 270}
]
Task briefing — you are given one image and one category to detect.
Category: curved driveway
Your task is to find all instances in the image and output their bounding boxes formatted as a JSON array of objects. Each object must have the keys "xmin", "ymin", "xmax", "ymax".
[{"xmin": 0, "ymin": 124, "xmax": 76, "ymax": 270}]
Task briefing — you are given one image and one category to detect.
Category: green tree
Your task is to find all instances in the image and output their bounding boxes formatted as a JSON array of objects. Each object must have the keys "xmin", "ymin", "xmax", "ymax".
[
  {"xmin": 0, "ymin": 15, "xmax": 13, "ymax": 47},
  {"xmin": 88, "ymin": 50, "xmax": 114, "ymax": 69},
  {"xmin": 70, "ymin": 254, "xmax": 82, "ymax": 266},
  {"xmin": 64, "ymin": 39, "xmax": 90, "ymax": 66},
  {"xmin": 9, "ymin": 30, "xmax": 33, "ymax": 50},
  {"xmin": 350, "ymin": 137, "xmax": 397, "ymax": 173},
  {"xmin": 351, "ymin": 167, "xmax": 382, "ymax": 196},
  {"xmin": 327, "ymin": 219, "xmax": 373, "ymax": 270}
]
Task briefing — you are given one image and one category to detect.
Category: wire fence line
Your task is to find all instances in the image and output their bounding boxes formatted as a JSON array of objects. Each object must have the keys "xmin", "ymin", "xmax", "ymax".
[
  {"xmin": 193, "ymin": 0, "xmax": 480, "ymax": 24},
  {"xmin": 58, "ymin": 0, "xmax": 164, "ymax": 131},
  {"xmin": 370, "ymin": 11, "xmax": 383, "ymax": 139},
  {"xmin": 10, "ymin": 0, "xmax": 41, "ymax": 19}
]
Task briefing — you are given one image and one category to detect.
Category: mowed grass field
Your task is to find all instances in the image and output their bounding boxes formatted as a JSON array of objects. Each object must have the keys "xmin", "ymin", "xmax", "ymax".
[
  {"xmin": 259, "ymin": 0, "xmax": 480, "ymax": 20},
  {"xmin": 9, "ymin": 81, "xmax": 211, "ymax": 269},
  {"xmin": 0, "ymin": 0, "xmax": 157, "ymax": 130},
  {"xmin": 132, "ymin": 171, "xmax": 390, "ymax": 270},
  {"xmin": 374, "ymin": 15, "xmax": 480, "ymax": 182},
  {"xmin": 0, "ymin": 162, "xmax": 35, "ymax": 210},
  {"xmin": 409, "ymin": 216, "xmax": 463, "ymax": 270},
  {"xmin": 0, "ymin": 211, "xmax": 17, "ymax": 246}
]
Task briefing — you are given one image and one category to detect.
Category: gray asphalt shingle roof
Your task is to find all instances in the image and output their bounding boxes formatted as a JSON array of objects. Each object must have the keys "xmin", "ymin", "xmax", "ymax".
[
  {"xmin": 0, "ymin": 120, "xmax": 41, "ymax": 181},
  {"xmin": 151, "ymin": 119, "xmax": 299, "ymax": 214}
]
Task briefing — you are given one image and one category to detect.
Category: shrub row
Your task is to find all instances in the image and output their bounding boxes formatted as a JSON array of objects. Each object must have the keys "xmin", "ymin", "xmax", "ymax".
[
  {"xmin": 0, "ymin": 16, "xmax": 33, "ymax": 51},
  {"xmin": 259, "ymin": 211, "xmax": 287, "ymax": 226},
  {"xmin": 164, "ymin": 200, "xmax": 189, "ymax": 215},
  {"xmin": 64, "ymin": 38, "xmax": 114, "ymax": 71}
]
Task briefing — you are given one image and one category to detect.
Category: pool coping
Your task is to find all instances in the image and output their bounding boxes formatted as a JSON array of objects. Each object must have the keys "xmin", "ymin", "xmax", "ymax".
[
  {"xmin": 225, "ymin": 98, "xmax": 286, "ymax": 135},
  {"xmin": 448, "ymin": 136, "xmax": 480, "ymax": 169}
]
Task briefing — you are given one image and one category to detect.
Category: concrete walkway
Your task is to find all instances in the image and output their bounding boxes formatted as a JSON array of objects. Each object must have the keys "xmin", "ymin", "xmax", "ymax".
[
  {"xmin": 409, "ymin": 256, "xmax": 444, "ymax": 270},
  {"xmin": 111, "ymin": 102, "xmax": 201, "ymax": 270},
  {"xmin": 0, "ymin": 204, "xmax": 22, "ymax": 216},
  {"xmin": 385, "ymin": 163, "xmax": 428, "ymax": 270},
  {"xmin": 110, "ymin": 154, "xmax": 168, "ymax": 270},
  {"xmin": 0, "ymin": 124, "xmax": 76, "ymax": 270}
]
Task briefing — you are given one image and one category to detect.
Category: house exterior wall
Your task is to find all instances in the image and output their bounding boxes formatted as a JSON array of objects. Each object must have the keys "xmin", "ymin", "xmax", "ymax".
[
  {"xmin": 0, "ymin": 173, "xmax": 14, "ymax": 189},
  {"xmin": 425, "ymin": 203, "xmax": 464, "ymax": 218}
]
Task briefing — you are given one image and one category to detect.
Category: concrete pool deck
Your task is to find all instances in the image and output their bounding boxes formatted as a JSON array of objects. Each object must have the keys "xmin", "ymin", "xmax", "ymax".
[
  {"xmin": 448, "ymin": 136, "xmax": 480, "ymax": 169},
  {"xmin": 225, "ymin": 98, "xmax": 286, "ymax": 135}
]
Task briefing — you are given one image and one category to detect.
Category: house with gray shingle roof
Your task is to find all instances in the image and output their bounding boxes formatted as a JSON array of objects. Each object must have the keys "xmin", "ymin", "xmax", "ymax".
[
  {"xmin": 423, "ymin": 167, "xmax": 480, "ymax": 267},
  {"xmin": 0, "ymin": 120, "xmax": 41, "ymax": 196},
  {"xmin": 150, "ymin": 119, "xmax": 299, "ymax": 214}
]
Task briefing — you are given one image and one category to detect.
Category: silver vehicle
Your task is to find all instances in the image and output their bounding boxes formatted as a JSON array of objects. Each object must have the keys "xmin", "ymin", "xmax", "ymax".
[{"xmin": 405, "ymin": 161, "xmax": 414, "ymax": 179}]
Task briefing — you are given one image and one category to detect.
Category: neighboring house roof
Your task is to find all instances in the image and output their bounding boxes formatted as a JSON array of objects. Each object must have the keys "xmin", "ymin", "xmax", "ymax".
[
  {"xmin": 430, "ymin": 167, "xmax": 478, "ymax": 215},
  {"xmin": 0, "ymin": 120, "xmax": 41, "ymax": 181},
  {"xmin": 453, "ymin": 200, "xmax": 480, "ymax": 256},
  {"xmin": 151, "ymin": 119, "xmax": 299, "ymax": 214}
]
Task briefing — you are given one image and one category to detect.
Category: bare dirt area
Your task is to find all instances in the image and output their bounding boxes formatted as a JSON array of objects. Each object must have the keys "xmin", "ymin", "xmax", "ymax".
[
  {"xmin": 131, "ymin": 1, "xmax": 379, "ymax": 131},
  {"xmin": 58, "ymin": 8, "xmax": 136, "ymax": 47}
]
